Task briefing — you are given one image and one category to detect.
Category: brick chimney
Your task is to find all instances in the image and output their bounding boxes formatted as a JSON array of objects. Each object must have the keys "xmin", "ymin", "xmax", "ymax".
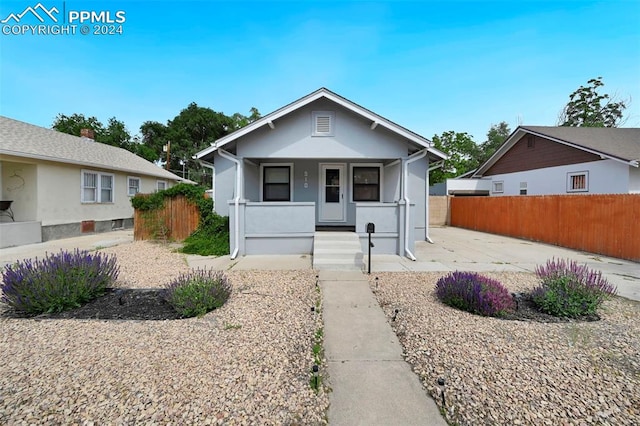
[{"xmin": 80, "ymin": 128, "xmax": 95, "ymax": 140}]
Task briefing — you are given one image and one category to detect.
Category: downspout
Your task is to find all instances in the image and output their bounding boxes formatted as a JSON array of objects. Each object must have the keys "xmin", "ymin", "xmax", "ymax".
[
  {"xmin": 196, "ymin": 159, "xmax": 215, "ymax": 203},
  {"xmin": 218, "ymin": 149, "xmax": 242, "ymax": 260},
  {"xmin": 403, "ymin": 149, "xmax": 428, "ymax": 260}
]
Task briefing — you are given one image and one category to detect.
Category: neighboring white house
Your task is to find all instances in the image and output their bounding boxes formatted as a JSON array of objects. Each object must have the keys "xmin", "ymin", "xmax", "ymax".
[
  {"xmin": 0, "ymin": 116, "xmax": 186, "ymax": 247},
  {"xmin": 195, "ymin": 87, "xmax": 448, "ymax": 258},
  {"xmin": 472, "ymin": 126, "xmax": 640, "ymax": 196}
]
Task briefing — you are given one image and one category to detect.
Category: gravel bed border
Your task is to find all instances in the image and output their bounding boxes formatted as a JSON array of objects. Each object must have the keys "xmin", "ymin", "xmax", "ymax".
[{"xmin": 369, "ymin": 271, "xmax": 640, "ymax": 425}]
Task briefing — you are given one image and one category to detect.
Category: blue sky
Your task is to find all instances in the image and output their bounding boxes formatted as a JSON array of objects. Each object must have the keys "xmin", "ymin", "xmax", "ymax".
[{"xmin": 1, "ymin": 0, "xmax": 639, "ymax": 143}]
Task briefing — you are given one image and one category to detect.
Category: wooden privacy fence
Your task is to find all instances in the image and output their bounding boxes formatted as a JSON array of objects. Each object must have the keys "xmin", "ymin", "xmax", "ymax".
[
  {"xmin": 450, "ymin": 194, "xmax": 640, "ymax": 262},
  {"xmin": 134, "ymin": 195, "xmax": 200, "ymax": 241}
]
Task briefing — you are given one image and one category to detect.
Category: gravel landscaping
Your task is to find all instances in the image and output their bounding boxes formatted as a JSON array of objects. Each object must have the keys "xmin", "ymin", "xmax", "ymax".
[
  {"xmin": 369, "ymin": 272, "xmax": 640, "ymax": 425},
  {"xmin": 0, "ymin": 241, "xmax": 329, "ymax": 424}
]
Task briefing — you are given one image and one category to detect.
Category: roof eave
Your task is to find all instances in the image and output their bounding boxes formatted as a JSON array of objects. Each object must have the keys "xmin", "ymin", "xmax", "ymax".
[{"xmin": 0, "ymin": 149, "xmax": 182, "ymax": 180}]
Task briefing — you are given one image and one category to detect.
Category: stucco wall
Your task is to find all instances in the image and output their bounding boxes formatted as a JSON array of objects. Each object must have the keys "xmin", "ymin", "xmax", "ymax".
[
  {"xmin": 629, "ymin": 166, "xmax": 640, "ymax": 194},
  {"xmin": 213, "ymin": 152, "xmax": 236, "ymax": 216},
  {"xmin": 237, "ymin": 99, "xmax": 411, "ymax": 160},
  {"xmin": 1, "ymin": 160, "xmax": 37, "ymax": 222},
  {"xmin": 488, "ymin": 159, "xmax": 632, "ymax": 195}
]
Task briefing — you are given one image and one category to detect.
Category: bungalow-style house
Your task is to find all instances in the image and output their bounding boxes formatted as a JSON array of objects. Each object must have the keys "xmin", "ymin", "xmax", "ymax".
[
  {"xmin": 0, "ymin": 116, "xmax": 185, "ymax": 248},
  {"xmin": 195, "ymin": 88, "xmax": 448, "ymax": 260},
  {"xmin": 472, "ymin": 126, "xmax": 640, "ymax": 196}
]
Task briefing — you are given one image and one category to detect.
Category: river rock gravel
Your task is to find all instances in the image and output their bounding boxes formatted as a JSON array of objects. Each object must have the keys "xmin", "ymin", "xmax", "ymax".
[
  {"xmin": 369, "ymin": 272, "xmax": 640, "ymax": 426},
  {"xmin": 0, "ymin": 241, "xmax": 329, "ymax": 425}
]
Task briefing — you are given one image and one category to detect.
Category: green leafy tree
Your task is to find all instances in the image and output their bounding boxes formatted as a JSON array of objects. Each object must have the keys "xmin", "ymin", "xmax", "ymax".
[
  {"xmin": 478, "ymin": 122, "xmax": 511, "ymax": 164},
  {"xmin": 140, "ymin": 103, "xmax": 261, "ymax": 184},
  {"xmin": 53, "ymin": 114, "xmax": 134, "ymax": 151},
  {"xmin": 52, "ymin": 113, "xmax": 105, "ymax": 140},
  {"xmin": 430, "ymin": 131, "xmax": 480, "ymax": 184},
  {"xmin": 558, "ymin": 77, "xmax": 628, "ymax": 127}
]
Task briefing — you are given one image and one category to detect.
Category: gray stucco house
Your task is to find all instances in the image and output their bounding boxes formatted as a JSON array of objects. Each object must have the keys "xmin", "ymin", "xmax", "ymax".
[{"xmin": 195, "ymin": 88, "xmax": 447, "ymax": 259}]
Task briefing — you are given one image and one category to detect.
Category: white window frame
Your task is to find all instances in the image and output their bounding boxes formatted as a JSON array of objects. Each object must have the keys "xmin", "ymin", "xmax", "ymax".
[
  {"xmin": 350, "ymin": 163, "xmax": 383, "ymax": 203},
  {"xmin": 127, "ymin": 176, "xmax": 141, "ymax": 196},
  {"xmin": 492, "ymin": 181, "xmax": 504, "ymax": 194},
  {"xmin": 312, "ymin": 111, "xmax": 335, "ymax": 136},
  {"xmin": 567, "ymin": 171, "xmax": 589, "ymax": 193},
  {"xmin": 81, "ymin": 169, "xmax": 114, "ymax": 203},
  {"xmin": 156, "ymin": 180, "xmax": 167, "ymax": 191},
  {"xmin": 259, "ymin": 163, "xmax": 294, "ymax": 202}
]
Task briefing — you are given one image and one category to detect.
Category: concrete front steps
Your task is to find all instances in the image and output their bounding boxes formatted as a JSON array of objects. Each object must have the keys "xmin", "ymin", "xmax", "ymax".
[{"xmin": 312, "ymin": 232, "xmax": 364, "ymax": 271}]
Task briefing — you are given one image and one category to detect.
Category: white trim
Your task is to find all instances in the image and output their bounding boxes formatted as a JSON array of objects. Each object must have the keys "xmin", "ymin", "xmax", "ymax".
[
  {"xmin": 319, "ymin": 163, "xmax": 347, "ymax": 222},
  {"xmin": 259, "ymin": 163, "xmax": 294, "ymax": 202},
  {"xmin": 350, "ymin": 163, "xmax": 384, "ymax": 203},
  {"xmin": 156, "ymin": 180, "xmax": 167, "ymax": 191},
  {"xmin": 81, "ymin": 169, "xmax": 114, "ymax": 204},
  {"xmin": 566, "ymin": 171, "xmax": 589, "ymax": 193},
  {"xmin": 492, "ymin": 180, "xmax": 504, "ymax": 194},
  {"xmin": 127, "ymin": 176, "xmax": 141, "ymax": 196}
]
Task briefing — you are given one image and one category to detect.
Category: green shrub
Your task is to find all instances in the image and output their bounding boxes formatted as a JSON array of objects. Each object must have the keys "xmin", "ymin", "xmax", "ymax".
[
  {"xmin": 531, "ymin": 258, "xmax": 616, "ymax": 318},
  {"xmin": 163, "ymin": 270, "xmax": 231, "ymax": 318},
  {"xmin": 181, "ymin": 211, "xmax": 230, "ymax": 256},
  {"xmin": 1, "ymin": 250, "xmax": 119, "ymax": 315}
]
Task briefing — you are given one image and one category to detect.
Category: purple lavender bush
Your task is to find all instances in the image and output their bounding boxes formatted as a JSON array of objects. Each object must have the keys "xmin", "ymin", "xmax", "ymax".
[
  {"xmin": 531, "ymin": 258, "xmax": 617, "ymax": 318},
  {"xmin": 435, "ymin": 271, "xmax": 515, "ymax": 317},
  {"xmin": 1, "ymin": 249, "xmax": 119, "ymax": 315},
  {"xmin": 163, "ymin": 270, "xmax": 231, "ymax": 318}
]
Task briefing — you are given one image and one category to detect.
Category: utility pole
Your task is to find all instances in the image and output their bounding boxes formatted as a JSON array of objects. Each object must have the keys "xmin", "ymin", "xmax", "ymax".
[{"xmin": 163, "ymin": 141, "xmax": 171, "ymax": 170}]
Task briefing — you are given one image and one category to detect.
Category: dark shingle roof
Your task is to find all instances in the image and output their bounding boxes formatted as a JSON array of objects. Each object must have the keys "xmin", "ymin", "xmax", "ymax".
[{"xmin": 521, "ymin": 126, "xmax": 640, "ymax": 163}]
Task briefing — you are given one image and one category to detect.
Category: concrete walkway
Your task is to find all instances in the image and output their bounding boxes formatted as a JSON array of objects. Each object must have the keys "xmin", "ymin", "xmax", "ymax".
[{"xmin": 321, "ymin": 270, "xmax": 447, "ymax": 425}]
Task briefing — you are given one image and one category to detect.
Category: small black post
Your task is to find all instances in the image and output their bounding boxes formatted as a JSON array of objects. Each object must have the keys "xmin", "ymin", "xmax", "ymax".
[{"xmin": 366, "ymin": 222, "xmax": 375, "ymax": 274}]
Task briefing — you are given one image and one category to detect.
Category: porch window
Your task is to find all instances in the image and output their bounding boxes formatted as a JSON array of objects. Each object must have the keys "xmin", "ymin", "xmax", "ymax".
[
  {"xmin": 128, "ymin": 177, "xmax": 141, "ymax": 196},
  {"xmin": 567, "ymin": 171, "xmax": 588, "ymax": 192},
  {"xmin": 263, "ymin": 166, "xmax": 291, "ymax": 201},
  {"xmin": 352, "ymin": 166, "xmax": 380, "ymax": 202},
  {"xmin": 81, "ymin": 170, "xmax": 114, "ymax": 203}
]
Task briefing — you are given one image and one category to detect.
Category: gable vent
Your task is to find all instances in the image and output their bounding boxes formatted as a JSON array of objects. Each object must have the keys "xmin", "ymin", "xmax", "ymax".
[{"xmin": 312, "ymin": 111, "xmax": 335, "ymax": 136}]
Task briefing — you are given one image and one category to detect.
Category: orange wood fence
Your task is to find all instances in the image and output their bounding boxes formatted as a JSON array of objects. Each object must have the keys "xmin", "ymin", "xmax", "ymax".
[
  {"xmin": 134, "ymin": 195, "xmax": 200, "ymax": 241},
  {"xmin": 450, "ymin": 194, "xmax": 640, "ymax": 262}
]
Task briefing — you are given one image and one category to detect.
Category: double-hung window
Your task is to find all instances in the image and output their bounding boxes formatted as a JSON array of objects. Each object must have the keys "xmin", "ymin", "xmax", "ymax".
[
  {"xmin": 352, "ymin": 165, "xmax": 381, "ymax": 202},
  {"xmin": 128, "ymin": 177, "xmax": 141, "ymax": 196},
  {"xmin": 81, "ymin": 170, "xmax": 114, "ymax": 203},
  {"xmin": 262, "ymin": 165, "xmax": 292, "ymax": 201}
]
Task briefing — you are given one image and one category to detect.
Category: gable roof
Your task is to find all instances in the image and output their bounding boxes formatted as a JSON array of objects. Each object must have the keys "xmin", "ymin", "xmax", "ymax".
[
  {"xmin": 195, "ymin": 87, "xmax": 447, "ymax": 161},
  {"xmin": 474, "ymin": 125, "xmax": 640, "ymax": 176},
  {"xmin": 0, "ymin": 116, "xmax": 186, "ymax": 181}
]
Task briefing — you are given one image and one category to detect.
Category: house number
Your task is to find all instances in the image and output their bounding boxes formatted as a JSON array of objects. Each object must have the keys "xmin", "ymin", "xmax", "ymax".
[{"xmin": 304, "ymin": 171, "xmax": 308, "ymax": 188}]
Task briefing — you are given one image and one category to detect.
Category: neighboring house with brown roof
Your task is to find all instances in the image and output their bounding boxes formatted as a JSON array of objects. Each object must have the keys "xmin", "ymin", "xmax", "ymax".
[
  {"xmin": 0, "ymin": 116, "xmax": 186, "ymax": 247},
  {"xmin": 472, "ymin": 126, "xmax": 640, "ymax": 196}
]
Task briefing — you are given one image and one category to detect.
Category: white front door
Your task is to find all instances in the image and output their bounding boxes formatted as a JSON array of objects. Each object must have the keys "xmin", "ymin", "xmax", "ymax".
[{"xmin": 319, "ymin": 163, "xmax": 346, "ymax": 222}]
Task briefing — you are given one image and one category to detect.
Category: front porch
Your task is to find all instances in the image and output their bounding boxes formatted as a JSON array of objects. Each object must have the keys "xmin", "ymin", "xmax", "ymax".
[{"xmin": 227, "ymin": 200, "xmax": 415, "ymax": 257}]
